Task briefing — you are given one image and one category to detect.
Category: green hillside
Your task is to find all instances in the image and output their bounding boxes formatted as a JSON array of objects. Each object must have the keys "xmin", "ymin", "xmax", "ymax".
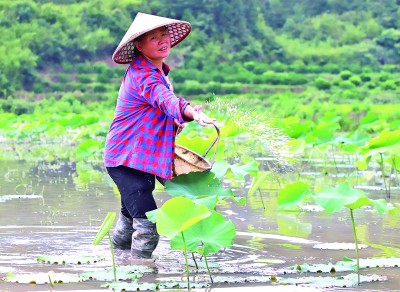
[{"xmin": 0, "ymin": 0, "xmax": 399, "ymax": 118}]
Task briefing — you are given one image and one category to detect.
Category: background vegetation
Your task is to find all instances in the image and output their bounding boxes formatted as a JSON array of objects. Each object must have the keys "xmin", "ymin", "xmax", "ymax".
[{"xmin": 0, "ymin": 0, "xmax": 399, "ymax": 132}]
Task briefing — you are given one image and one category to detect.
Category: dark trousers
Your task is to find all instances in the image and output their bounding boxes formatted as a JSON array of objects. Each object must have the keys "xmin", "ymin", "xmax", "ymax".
[{"xmin": 106, "ymin": 166, "xmax": 157, "ymax": 219}]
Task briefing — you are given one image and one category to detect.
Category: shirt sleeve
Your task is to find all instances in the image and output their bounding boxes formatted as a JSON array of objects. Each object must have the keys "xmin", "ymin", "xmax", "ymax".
[
  {"xmin": 140, "ymin": 69, "xmax": 189, "ymax": 124},
  {"xmin": 179, "ymin": 96, "xmax": 193, "ymax": 122}
]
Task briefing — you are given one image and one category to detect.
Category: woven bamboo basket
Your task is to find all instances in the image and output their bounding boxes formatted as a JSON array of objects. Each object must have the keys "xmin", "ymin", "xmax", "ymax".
[{"xmin": 172, "ymin": 124, "xmax": 220, "ymax": 177}]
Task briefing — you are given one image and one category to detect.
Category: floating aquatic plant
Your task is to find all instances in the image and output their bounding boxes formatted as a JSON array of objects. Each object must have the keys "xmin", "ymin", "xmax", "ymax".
[
  {"xmin": 4, "ymin": 271, "xmax": 82, "ymax": 285},
  {"xmin": 291, "ymin": 257, "xmax": 400, "ymax": 274},
  {"xmin": 37, "ymin": 255, "xmax": 105, "ymax": 265},
  {"xmin": 103, "ymin": 280, "xmax": 159, "ymax": 291},
  {"xmin": 312, "ymin": 242, "xmax": 368, "ymax": 250},
  {"xmin": 106, "ymin": 279, "xmax": 210, "ymax": 291},
  {"xmin": 0, "ymin": 194, "xmax": 42, "ymax": 203},
  {"xmin": 278, "ymin": 273, "xmax": 387, "ymax": 288},
  {"xmin": 81, "ymin": 265, "xmax": 153, "ymax": 282}
]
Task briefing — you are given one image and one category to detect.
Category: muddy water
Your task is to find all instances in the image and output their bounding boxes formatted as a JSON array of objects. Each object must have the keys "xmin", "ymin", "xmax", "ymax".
[{"xmin": 0, "ymin": 160, "xmax": 399, "ymax": 292}]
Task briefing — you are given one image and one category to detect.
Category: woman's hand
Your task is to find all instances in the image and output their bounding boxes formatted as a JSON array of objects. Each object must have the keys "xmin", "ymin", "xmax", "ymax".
[
  {"xmin": 174, "ymin": 119, "xmax": 185, "ymax": 135},
  {"xmin": 191, "ymin": 105, "xmax": 216, "ymax": 126}
]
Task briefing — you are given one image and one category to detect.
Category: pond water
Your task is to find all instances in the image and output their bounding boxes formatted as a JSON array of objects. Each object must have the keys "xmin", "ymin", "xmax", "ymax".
[{"xmin": 0, "ymin": 160, "xmax": 399, "ymax": 292}]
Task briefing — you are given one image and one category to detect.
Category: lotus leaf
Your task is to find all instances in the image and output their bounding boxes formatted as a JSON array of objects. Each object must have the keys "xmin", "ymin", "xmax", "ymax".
[
  {"xmin": 92, "ymin": 212, "xmax": 116, "ymax": 245},
  {"xmin": 146, "ymin": 195, "xmax": 217, "ymax": 223},
  {"xmin": 312, "ymin": 183, "xmax": 389, "ymax": 213},
  {"xmin": 81, "ymin": 265, "xmax": 152, "ymax": 281},
  {"xmin": 4, "ymin": 271, "xmax": 82, "ymax": 284},
  {"xmin": 278, "ymin": 273, "xmax": 386, "ymax": 288},
  {"xmin": 361, "ymin": 129, "xmax": 400, "ymax": 157},
  {"xmin": 165, "ymin": 171, "xmax": 241, "ymax": 204},
  {"xmin": 247, "ymin": 172, "xmax": 269, "ymax": 197},
  {"xmin": 37, "ymin": 255, "xmax": 105, "ymax": 265},
  {"xmin": 75, "ymin": 138, "xmax": 104, "ymax": 160},
  {"xmin": 228, "ymin": 160, "xmax": 259, "ymax": 179},
  {"xmin": 313, "ymin": 242, "xmax": 368, "ymax": 250},
  {"xmin": 170, "ymin": 211, "xmax": 236, "ymax": 255},
  {"xmin": 277, "ymin": 181, "xmax": 310, "ymax": 210},
  {"xmin": 104, "ymin": 279, "xmax": 158, "ymax": 291},
  {"xmin": 155, "ymin": 197, "xmax": 211, "ymax": 239},
  {"xmin": 211, "ymin": 160, "xmax": 230, "ymax": 179},
  {"xmin": 289, "ymin": 257, "xmax": 400, "ymax": 274}
]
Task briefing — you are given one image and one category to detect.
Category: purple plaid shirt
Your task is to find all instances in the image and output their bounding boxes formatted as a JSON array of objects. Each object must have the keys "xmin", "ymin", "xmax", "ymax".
[{"xmin": 104, "ymin": 54, "xmax": 190, "ymax": 179}]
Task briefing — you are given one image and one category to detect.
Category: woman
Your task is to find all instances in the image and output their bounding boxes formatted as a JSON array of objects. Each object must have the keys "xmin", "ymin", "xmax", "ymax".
[{"xmin": 104, "ymin": 12, "xmax": 215, "ymax": 259}]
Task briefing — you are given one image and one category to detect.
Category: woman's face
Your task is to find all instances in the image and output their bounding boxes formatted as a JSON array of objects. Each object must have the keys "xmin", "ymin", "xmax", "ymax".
[{"xmin": 135, "ymin": 27, "xmax": 171, "ymax": 62}]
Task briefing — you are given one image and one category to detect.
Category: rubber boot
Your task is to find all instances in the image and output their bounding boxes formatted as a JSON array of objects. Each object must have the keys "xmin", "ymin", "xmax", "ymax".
[
  {"xmin": 131, "ymin": 218, "xmax": 159, "ymax": 259},
  {"xmin": 111, "ymin": 213, "xmax": 134, "ymax": 250}
]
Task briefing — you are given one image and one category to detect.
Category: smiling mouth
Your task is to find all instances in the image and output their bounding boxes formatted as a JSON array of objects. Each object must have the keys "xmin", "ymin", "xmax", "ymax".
[{"xmin": 159, "ymin": 46, "xmax": 168, "ymax": 51}]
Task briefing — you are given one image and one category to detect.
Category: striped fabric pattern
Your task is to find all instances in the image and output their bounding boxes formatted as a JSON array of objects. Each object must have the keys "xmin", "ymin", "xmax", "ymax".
[{"xmin": 104, "ymin": 54, "xmax": 189, "ymax": 179}]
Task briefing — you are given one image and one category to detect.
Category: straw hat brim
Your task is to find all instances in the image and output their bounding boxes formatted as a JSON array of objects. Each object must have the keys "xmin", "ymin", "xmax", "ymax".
[{"xmin": 112, "ymin": 13, "xmax": 191, "ymax": 64}]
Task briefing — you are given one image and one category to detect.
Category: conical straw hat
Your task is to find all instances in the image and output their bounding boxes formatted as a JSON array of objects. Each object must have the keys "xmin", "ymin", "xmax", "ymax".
[{"xmin": 112, "ymin": 12, "xmax": 191, "ymax": 64}]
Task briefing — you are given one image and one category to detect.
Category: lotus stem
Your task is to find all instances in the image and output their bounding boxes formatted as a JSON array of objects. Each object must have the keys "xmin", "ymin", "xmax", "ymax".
[
  {"xmin": 258, "ymin": 188, "xmax": 265, "ymax": 210},
  {"xmin": 191, "ymin": 252, "xmax": 199, "ymax": 270},
  {"xmin": 351, "ymin": 155, "xmax": 359, "ymax": 183},
  {"xmin": 266, "ymin": 162, "xmax": 281, "ymax": 188},
  {"xmin": 204, "ymin": 254, "xmax": 214, "ymax": 284},
  {"xmin": 331, "ymin": 145, "xmax": 339, "ymax": 176},
  {"xmin": 379, "ymin": 153, "xmax": 389, "ymax": 198},
  {"xmin": 350, "ymin": 209, "xmax": 360, "ymax": 285},
  {"xmin": 388, "ymin": 163, "xmax": 393, "ymax": 199},
  {"xmin": 107, "ymin": 232, "xmax": 117, "ymax": 282},
  {"xmin": 181, "ymin": 232, "xmax": 190, "ymax": 291},
  {"xmin": 48, "ymin": 273, "xmax": 54, "ymax": 289}
]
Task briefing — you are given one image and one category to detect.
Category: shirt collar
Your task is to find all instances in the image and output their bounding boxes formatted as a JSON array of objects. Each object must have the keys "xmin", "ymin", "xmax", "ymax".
[{"xmin": 132, "ymin": 54, "xmax": 170, "ymax": 76}]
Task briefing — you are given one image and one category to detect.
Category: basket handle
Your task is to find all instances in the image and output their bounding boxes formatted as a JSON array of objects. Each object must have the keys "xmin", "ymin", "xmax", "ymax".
[{"xmin": 202, "ymin": 124, "xmax": 220, "ymax": 166}]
